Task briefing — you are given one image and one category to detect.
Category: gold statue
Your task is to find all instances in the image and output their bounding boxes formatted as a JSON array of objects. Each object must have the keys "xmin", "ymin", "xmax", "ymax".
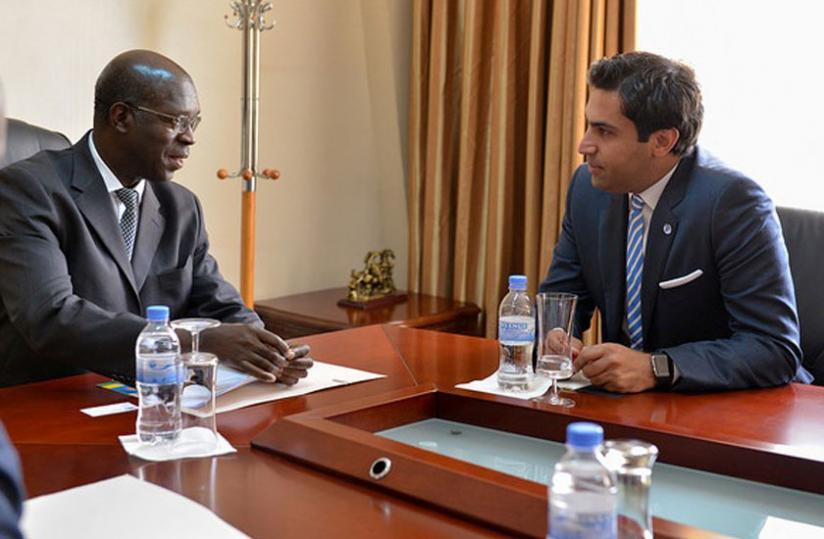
[{"xmin": 346, "ymin": 249, "xmax": 398, "ymax": 302}]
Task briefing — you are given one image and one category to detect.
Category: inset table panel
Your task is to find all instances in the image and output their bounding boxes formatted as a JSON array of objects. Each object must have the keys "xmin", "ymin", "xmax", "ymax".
[
  {"xmin": 378, "ymin": 418, "xmax": 824, "ymax": 539},
  {"xmin": 254, "ymin": 384, "xmax": 824, "ymax": 537}
]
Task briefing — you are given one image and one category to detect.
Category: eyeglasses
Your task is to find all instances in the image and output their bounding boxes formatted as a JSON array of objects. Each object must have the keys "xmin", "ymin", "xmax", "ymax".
[{"xmin": 124, "ymin": 103, "xmax": 201, "ymax": 133}]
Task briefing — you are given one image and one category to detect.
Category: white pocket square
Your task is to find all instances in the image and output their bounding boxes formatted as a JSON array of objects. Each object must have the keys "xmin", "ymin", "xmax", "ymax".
[{"xmin": 659, "ymin": 269, "xmax": 703, "ymax": 289}]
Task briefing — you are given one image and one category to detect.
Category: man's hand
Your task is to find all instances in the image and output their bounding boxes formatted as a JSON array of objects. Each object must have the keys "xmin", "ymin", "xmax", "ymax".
[
  {"xmin": 198, "ymin": 323, "xmax": 314, "ymax": 385},
  {"xmin": 574, "ymin": 343, "xmax": 655, "ymax": 393},
  {"xmin": 545, "ymin": 329, "xmax": 584, "ymax": 361},
  {"xmin": 570, "ymin": 336, "xmax": 583, "ymax": 361},
  {"xmin": 276, "ymin": 344, "xmax": 313, "ymax": 385}
]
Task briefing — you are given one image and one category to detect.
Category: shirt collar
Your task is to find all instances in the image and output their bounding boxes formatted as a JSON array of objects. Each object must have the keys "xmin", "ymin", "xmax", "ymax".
[
  {"xmin": 630, "ymin": 162, "xmax": 679, "ymax": 211},
  {"xmin": 88, "ymin": 133, "xmax": 145, "ymax": 199}
]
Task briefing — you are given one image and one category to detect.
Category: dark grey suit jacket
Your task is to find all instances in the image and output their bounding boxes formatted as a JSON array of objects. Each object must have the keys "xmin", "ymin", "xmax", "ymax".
[
  {"xmin": 0, "ymin": 132, "xmax": 260, "ymax": 387},
  {"xmin": 540, "ymin": 147, "xmax": 811, "ymax": 391}
]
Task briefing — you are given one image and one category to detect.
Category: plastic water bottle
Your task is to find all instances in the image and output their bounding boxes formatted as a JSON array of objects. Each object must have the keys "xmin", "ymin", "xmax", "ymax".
[
  {"xmin": 549, "ymin": 422, "xmax": 617, "ymax": 539},
  {"xmin": 136, "ymin": 305, "xmax": 182, "ymax": 444},
  {"xmin": 497, "ymin": 274, "xmax": 535, "ymax": 391}
]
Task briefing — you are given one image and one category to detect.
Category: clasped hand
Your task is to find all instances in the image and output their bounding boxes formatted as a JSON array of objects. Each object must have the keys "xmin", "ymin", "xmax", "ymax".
[
  {"xmin": 546, "ymin": 331, "xmax": 654, "ymax": 393},
  {"xmin": 199, "ymin": 323, "xmax": 314, "ymax": 385}
]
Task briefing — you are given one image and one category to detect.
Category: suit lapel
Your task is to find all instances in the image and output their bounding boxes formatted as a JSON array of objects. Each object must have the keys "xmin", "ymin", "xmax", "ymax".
[
  {"xmin": 132, "ymin": 183, "xmax": 164, "ymax": 292},
  {"xmin": 599, "ymin": 193, "xmax": 628, "ymax": 342},
  {"xmin": 70, "ymin": 133, "xmax": 139, "ymax": 299},
  {"xmin": 640, "ymin": 154, "xmax": 693, "ymax": 343}
]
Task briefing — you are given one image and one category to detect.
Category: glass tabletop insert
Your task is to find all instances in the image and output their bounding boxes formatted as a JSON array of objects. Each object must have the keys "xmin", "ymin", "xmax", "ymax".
[{"xmin": 377, "ymin": 418, "xmax": 824, "ymax": 538}]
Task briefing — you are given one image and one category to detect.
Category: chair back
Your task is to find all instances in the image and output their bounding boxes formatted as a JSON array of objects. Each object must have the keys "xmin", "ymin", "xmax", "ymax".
[
  {"xmin": 777, "ymin": 206, "xmax": 824, "ymax": 384},
  {"xmin": 1, "ymin": 118, "xmax": 70, "ymax": 169}
]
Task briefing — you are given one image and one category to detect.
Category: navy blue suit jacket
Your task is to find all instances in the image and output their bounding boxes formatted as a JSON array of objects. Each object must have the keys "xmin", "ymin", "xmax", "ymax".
[{"xmin": 540, "ymin": 147, "xmax": 811, "ymax": 391}]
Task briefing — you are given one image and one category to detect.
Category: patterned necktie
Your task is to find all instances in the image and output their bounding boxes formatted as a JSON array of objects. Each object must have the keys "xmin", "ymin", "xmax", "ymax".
[
  {"xmin": 626, "ymin": 194, "xmax": 646, "ymax": 350},
  {"xmin": 115, "ymin": 187, "xmax": 139, "ymax": 259}
]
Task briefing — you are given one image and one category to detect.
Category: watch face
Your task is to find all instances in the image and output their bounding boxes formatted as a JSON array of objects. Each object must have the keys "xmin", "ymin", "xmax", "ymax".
[{"xmin": 653, "ymin": 354, "xmax": 669, "ymax": 377}]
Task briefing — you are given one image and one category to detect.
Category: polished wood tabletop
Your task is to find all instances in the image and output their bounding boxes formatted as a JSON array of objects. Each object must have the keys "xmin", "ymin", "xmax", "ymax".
[{"xmin": 1, "ymin": 325, "xmax": 822, "ymax": 537}]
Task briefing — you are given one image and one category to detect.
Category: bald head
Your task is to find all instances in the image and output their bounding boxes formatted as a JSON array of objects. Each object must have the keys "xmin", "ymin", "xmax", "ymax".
[
  {"xmin": 93, "ymin": 50, "xmax": 193, "ymax": 127},
  {"xmin": 91, "ymin": 50, "xmax": 199, "ymax": 186}
]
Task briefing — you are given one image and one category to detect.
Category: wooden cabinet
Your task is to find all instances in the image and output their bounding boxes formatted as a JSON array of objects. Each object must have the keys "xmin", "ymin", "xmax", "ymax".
[{"xmin": 255, "ymin": 287, "xmax": 481, "ymax": 338}]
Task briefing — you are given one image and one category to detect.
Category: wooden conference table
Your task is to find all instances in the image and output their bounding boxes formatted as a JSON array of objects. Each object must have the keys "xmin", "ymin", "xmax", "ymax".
[{"xmin": 2, "ymin": 325, "xmax": 823, "ymax": 537}]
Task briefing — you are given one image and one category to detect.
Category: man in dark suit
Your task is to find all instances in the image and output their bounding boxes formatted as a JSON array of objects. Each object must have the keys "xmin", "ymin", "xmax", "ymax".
[
  {"xmin": 0, "ymin": 78, "xmax": 26, "ymax": 539},
  {"xmin": 0, "ymin": 50, "xmax": 313, "ymax": 388},
  {"xmin": 540, "ymin": 51, "xmax": 811, "ymax": 393}
]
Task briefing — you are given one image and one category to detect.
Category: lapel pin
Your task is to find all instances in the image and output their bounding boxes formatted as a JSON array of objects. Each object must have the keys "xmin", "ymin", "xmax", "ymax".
[{"xmin": 663, "ymin": 223, "xmax": 672, "ymax": 235}]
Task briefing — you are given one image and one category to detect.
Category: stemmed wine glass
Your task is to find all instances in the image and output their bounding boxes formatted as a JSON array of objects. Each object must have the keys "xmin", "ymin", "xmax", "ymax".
[
  {"xmin": 171, "ymin": 318, "xmax": 221, "ymax": 356},
  {"xmin": 533, "ymin": 292, "xmax": 577, "ymax": 407}
]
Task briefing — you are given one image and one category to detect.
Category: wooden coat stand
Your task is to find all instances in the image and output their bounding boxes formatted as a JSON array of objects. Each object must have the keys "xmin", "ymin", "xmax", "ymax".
[{"xmin": 217, "ymin": 0, "xmax": 280, "ymax": 308}]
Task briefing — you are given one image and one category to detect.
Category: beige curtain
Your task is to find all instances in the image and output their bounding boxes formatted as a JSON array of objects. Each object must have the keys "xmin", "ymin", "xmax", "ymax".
[{"xmin": 408, "ymin": 0, "xmax": 635, "ymax": 337}]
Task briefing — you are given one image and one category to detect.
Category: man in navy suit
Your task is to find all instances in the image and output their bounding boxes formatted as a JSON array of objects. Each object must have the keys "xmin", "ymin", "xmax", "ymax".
[{"xmin": 540, "ymin": 52, "xmax": 811, "ymax": 393}]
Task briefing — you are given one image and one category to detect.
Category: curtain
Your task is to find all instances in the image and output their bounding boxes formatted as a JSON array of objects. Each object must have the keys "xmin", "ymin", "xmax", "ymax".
[{"xmin": 408, "ymin": 0, "xmax": 635, "ymax": 337}]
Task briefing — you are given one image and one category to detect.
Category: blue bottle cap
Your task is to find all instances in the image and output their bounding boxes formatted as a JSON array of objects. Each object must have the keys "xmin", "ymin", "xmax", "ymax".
[
  {"xmin": 146, "ymin": 305, "xmax": 170, "ymax": 322},
  {"xmin": 508, "ymin": 275, "xmax": 527, "ymax": 290},
  {"xmin": 566, "ymin": 422, "xmax": 604, "ymax": 448}
]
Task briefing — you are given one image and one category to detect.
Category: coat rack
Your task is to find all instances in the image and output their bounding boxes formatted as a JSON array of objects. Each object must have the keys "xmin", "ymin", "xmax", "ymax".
[{"xmin": 217, "ymin": 0, "xmax": 280, "ymax": 308}]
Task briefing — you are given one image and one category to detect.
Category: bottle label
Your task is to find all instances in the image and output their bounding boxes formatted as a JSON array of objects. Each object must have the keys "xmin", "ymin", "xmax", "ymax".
[
  {"xmin": 137, "ymin": 354, "xmax": 182, "ymax": 385},
  {"xmin": 499, "ymin": 317, "xmax": 535, "ymax": 343},
  {"xmin": 549, "ymin": 499, "xmax": 617, "ymax": 539}
]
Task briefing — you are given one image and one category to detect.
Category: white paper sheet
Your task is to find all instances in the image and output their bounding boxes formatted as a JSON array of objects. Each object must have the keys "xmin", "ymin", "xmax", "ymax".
[
  {"xmin": 81, "ymin": 401, "xmax": 138, "ymax": 417},
  {"xmin": 455, "ymin": 369, "xmax": 590, "ymax": 400},
  {"xmin": 759, "ymin": 516, "xmax": 824, "ymax": 538},
  {"xmin": 21, "ymin": 474, "xmax": 249, "ymax": 539},
  {"xmin": 215, "ymin": 365, "xmax": 256, "ymax": 396},
  {"xmin": 455, "ymin": 372, "xmax": 553, "ymax": 400},
  {"xmin": 119, "ymin": 428, "xmax": 236, "ymax": 462},
  {"xmin": 557, "ymin": 369, "xmax": 591, "ymax": 391},
  {"xmin": 105, "ymin": 361, "xmax": 384, "ymax": 414},
  {"xmin": 214, "ymin": 360, "xmax": 385, "ymax": 414}
]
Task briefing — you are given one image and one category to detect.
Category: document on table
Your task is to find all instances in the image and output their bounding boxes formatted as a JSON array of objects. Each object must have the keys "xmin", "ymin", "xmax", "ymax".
[
  {"xmin": 98, "ymin": 361, "xmax": 383, "ymax": 415},
  {"xmin": 214, "ymin": 360, "xmax": 385, "ymax": 414},
  {"xmin": 96, "ymin": 366, "xmax": 254, "ymax": 400},
  {"xmin": 216, "ymin": 364, "xmax": 257, "ymax": 396},
  {"xmin": 21, "ymin": 474, "xmax": 249, "ymax": 539}
]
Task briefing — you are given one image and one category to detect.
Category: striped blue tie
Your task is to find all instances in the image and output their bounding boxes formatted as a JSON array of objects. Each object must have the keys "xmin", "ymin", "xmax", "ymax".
[{"xmin": 626, "ymin": 194, "xmax": 645, "ymax": 350}]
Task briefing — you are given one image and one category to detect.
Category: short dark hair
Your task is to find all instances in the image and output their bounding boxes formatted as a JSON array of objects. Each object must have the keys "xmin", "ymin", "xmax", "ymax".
[{"xmin": 588, "ymin": 51, "xmax": 703, "ymax": 156}]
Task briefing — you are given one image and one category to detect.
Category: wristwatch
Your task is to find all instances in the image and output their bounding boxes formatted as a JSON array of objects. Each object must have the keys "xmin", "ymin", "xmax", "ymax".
[{"xmin": 650, "ymin": 352, "xmax": 674, "ymax": 389}]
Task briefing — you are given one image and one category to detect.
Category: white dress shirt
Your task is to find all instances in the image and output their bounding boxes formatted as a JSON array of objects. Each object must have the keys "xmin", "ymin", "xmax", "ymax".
[
  {"xmin": 627, "ymin": 162, "xmax": 679, "ymax": 253},
  {"xmin": 88, "ymin": 134, "xmax": 146, "ymax": 235},
  {"xmin": 625, "ymin": 161, "xmax": 681, "ymax": 377}
]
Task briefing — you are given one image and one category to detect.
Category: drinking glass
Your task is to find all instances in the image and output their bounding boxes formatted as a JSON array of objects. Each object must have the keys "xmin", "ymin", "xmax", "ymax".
[
  {"xmin": 171, "ymin": 318, "xmax": 221, "ymax": 454},
  {"xmin": 602, "ymin": 439, "xmax": 659, "ymax": 539},
  {"xmin": 534, "ymin": 292, "xmax": 577, "ymax": 407}
]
